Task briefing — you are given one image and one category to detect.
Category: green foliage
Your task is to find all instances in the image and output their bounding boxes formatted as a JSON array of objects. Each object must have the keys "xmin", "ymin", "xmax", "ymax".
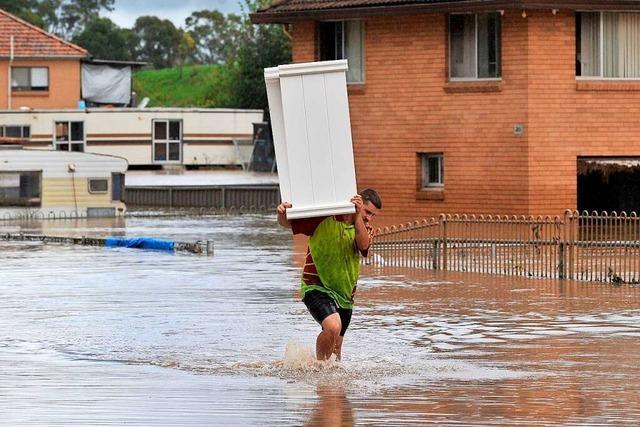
[
  {"xmin": 133, "ymin": 16, "xmax": 182, "ymax": 69},
  {"xmin": 133, "ymin": 65, "xmax": 234, "ymax": 108},
  {"xmin": 185, "ymin": 10, "xmax": 243, "ymax": 64},
  {"xmin": 0, "ymin": 0, "xmax": 60, "ymax": 29},
  {"xmin": 58, "ymin": 0, "xmax": 114, "ymax": 36},
  {"xmin": 227, "ymin": 2, "xmax": 291, "ymax": 112},
  {"xmin": 72, "ymin": 17, "xmax": 138, "ymax": 60}
]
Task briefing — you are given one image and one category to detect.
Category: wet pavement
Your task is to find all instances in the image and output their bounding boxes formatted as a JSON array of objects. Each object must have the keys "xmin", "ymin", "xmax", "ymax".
[{"xmin": 1, "ymin": 215, "xmax": 640, "ymax": 425}]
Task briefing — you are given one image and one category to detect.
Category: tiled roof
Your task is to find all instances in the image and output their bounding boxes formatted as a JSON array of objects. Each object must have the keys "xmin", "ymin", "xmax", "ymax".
[
  {"xmin": 252, "ymin": 0, "xmax": 640, "ymax": 22},
  {"xmin": 252, "ymin": 0, "xmax": 512, "ymax": 22},
  {"xmin": 0, "ymin": 8, "xmax": 88, "ymax": 58},
  {"xmin": 259, "ymin": 0, "xmax": 466, "ymax": 13}
]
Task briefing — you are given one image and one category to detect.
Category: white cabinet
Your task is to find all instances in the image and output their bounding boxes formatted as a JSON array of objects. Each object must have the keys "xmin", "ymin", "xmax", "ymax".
[{"xmin": 265, "ymin": 60, "xmax": 357, "ymax": 220}]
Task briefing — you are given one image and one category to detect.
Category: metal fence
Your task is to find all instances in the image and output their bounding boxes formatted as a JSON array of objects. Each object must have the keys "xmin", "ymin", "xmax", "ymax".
[
  {"xmin": 124, "ymin": 185, "xmax": 281, "ymax": 211},
  {"xmin": 370, "ymin": 211, "xmax": 640, "ymax": 284}
]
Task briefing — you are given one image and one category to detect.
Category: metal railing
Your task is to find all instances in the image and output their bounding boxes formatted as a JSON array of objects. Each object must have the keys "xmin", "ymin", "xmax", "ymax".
[{"xmin": 370, "ymin": 210, "xmax": 640, "ymax": 284}]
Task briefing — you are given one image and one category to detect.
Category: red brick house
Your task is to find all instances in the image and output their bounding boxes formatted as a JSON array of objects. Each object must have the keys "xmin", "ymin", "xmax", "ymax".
[
  {"xmin": 252, "ymin": 0, "xmax": 640, "ymax": 218},
  {"xmin": 0, "ymin": 8, "xmax": 88, "ymax": 110}
]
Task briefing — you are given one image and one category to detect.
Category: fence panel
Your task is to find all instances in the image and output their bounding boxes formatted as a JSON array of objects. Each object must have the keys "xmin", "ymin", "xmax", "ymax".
[{"xmin": 370, "ymin": 211, "xmax": 640, "ymax": 284}]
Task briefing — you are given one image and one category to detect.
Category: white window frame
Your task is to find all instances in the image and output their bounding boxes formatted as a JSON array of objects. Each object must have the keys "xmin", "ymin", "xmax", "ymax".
[
  {"xmin": 421, "ymin": 153, "xmax": 444, "ymax": 190},
  {"xmin": 11, "ymin": 67, "xmax": 49, "ymax": 91},
  {"xmin": 152, "ymin": 119, "xmax": 182, "ymax": 164},
  {"xmin": 53, "ymin": 120, "xmax": 85, "ymax": 152},
  {"xmin": 577, "ymin": 11, "xmax": 640, "ymax": 80},
  {"xmin": 449, "ymin": 13, "xmax": 502, "ymax": 82},
  {"xmin": 318, "ymin": 20, "xmax": 365, "ymax": 84}
]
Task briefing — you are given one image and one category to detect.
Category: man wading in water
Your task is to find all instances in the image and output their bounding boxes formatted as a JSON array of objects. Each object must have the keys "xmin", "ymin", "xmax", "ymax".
[{"xmin": 276, "ymin": 189, "xmax": 382, "ymax": 361}]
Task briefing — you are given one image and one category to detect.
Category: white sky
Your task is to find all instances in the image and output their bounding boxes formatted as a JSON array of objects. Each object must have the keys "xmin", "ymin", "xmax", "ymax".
[{"xmin": 104, "ymin": 0, "xmax": 245, "ymax": 29}]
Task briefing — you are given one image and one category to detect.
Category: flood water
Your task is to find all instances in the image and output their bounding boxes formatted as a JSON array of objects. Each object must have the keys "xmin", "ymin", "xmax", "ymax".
[{"xmin": 1, "ymin": 215, "xmax": 640, "ymax": 426}]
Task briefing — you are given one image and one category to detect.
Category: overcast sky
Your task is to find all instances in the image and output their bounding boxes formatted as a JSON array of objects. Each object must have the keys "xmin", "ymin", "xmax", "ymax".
[{"xmin": 105, "ymin": 0, "xmax": 245, "ymax": 29}]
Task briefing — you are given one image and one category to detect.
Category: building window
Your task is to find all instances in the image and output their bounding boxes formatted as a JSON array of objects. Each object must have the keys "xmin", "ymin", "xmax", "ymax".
[
  {"xmin": 55, "ymin": 121, "xmax": 84, "ymax": 152},
  {"xmin": 577, "ymin": 12, "xmax": 640, "ymax": 78},
  {"xmin": 449, "ymin": 13, "xmax": 501, "ymax": 79},
  {"xmin": 153, "ymin": 119, "xmax": 181, "ymax": 162},
  {"xmin": 318, "ymin": 20, "xmax": 364, "ymax": 83},
  {"xmin": 88, "ymin": 178, "xmax": 108, "ymax": 194},
  {"xmin": 111, "ymin": 173, "xmax": 125, "ymax": 202},
  {"xmin": 0, "ymin": 171, "xmax": 41, "ymax": 207},
  {"xmin": 0, "ymin": 125, "xmax": 30, "ymax": 138},
  {"xmin": 11, "ymin": 67, "xmax": 49, "ymax": 91},
  {"xmin": 420, "ymin": 153, "xmax": 444, "ymax": 189}
]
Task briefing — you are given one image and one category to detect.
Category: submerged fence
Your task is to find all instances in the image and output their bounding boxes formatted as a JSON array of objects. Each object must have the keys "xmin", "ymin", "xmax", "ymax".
[
  {"xmin": 370, "ymin": 211, "xmax": 640, "ymax": 284},
  {"xmin": 124, "ymin": 185, "xmax": 280, "ymax": 211}
]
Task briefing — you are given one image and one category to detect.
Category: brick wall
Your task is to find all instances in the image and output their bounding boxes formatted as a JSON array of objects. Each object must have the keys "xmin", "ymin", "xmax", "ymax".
[
  {"xmin": 0, "ymin": 59, "xmax": 81, "ymax": 109},
  {"xmin": 526, "ymin": 10, "xmax": 640, "ymax": 214},
  {"xmin": 293, "ymin": 12, "xmax": 530, "ymax": 219},
  {"xmin": 292, "ymin": 10, "xmax": 640, "ymax": 219}
]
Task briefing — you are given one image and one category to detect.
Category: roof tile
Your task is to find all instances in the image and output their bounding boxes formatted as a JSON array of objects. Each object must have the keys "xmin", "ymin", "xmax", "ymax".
[{"xmin": 259, "ymin": 0, "xmax": 470, "ymax": 13}]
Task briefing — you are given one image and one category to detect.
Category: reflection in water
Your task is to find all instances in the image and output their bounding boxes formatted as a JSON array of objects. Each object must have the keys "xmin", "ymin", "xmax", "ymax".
[
  {"xmin": 1, "ymin": 216, "xmax": 640, "ymax": 425},
  {"xmin": 306, "ymin": 386, "xmax": 354, "ymax": 427}
]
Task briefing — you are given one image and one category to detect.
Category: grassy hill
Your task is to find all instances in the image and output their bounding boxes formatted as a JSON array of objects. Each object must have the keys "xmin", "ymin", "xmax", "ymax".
[{"xmin": 133, "ymin": 64, "xmax": 233, "ymax": 108}]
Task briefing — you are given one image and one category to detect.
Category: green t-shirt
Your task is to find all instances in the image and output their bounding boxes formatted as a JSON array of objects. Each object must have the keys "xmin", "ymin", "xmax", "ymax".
[{"xmin": 300, "ymin": 216, "xmax": 361, "ymax": 309}]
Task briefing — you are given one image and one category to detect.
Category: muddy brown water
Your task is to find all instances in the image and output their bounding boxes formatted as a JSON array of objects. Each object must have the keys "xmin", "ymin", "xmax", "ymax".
[{"xmin": 1, "ymin": 215, "xmax": 639, "ymax": 426}]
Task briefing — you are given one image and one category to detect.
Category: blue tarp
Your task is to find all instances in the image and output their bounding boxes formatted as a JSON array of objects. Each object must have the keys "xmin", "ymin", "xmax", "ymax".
[{"xmin": 104, "ymin": 237, "xmax": 175, "ymax": 252}]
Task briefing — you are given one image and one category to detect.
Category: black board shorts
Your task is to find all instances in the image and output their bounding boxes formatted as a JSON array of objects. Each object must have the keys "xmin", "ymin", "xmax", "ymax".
[{"xmin": 302, "ymin": 290, "xmax": 352, "ymax": 336}]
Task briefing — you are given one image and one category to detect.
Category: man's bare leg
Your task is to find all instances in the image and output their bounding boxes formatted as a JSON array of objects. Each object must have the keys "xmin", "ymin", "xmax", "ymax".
[
  {"xmin": 317, "ymin": 313, "xmax": 341, "ymax": 360},
  {"xmin": 333, "ymin": 335, "xmax": 344, "ymax": 361}
]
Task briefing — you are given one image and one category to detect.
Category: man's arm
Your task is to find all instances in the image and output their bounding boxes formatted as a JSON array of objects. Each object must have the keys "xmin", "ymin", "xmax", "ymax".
[{"xmin": 351, "ymin": 195, "xmax": 372, "ymax": 252}]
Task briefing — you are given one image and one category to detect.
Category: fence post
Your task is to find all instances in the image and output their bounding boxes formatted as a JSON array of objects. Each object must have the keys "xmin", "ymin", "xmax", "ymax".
[
  {"xmin": 440, "ymin": 214, "xmax": 447, "ymax": 271},
  {"xmin": 558, "ymin": 241, "xmax": 565, "ymax": 279},
  {"xmin": 168, "ymin": 187, "xmax": 173, "ymax": 209},
  {"xmin": 564, "ymin": 209, "xmax": 574, "ymax": 280},
  {"xmin": 432, "ymin": 240, "xmax": 439, "ymax": 270}
]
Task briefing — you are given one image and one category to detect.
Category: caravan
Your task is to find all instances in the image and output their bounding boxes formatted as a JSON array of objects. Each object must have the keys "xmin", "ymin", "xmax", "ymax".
[{"xmin": 0, "ymin": 141, "xmax": 127, "ymax": 220}]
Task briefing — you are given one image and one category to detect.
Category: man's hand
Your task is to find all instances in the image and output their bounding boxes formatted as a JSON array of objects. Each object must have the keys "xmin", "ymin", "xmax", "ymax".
[
  {"xmin": 351, "ymin": 194, "xmax": 363, "ymax": 214},
  {"xmin": 277, "ymin": 202, "xmax": 292, "ymax": 228},
  {"xmin": 277, "ymin": 202, "xmax": 291, "ymax": 215}
]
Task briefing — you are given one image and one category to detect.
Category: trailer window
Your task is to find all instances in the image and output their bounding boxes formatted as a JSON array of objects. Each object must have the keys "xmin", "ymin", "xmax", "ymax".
[
  {"xmin": 0, "ymin": 171, "xmax": 41, "ymax": 207},
  {"xmin": 88, "ymin": 178, "xmax": 108, "ymax": 193}
]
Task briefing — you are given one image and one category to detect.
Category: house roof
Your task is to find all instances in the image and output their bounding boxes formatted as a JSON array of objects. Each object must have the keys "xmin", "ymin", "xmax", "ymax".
[
  {"xmin": 251, "ymin": 0, "xmax": 640, "ymax": 23},
  {"xmin": 0, "ymin": 8, "xmax": 88, "ymax": 59}
]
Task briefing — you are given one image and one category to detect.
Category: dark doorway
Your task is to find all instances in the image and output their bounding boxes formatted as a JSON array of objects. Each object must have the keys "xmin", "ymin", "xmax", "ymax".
[{"xmin": 577, "ymin": 158, "xmax": 640, "ymax": 213}]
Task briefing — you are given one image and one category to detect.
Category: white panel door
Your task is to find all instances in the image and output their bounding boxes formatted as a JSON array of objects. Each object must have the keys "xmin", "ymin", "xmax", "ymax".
[{"xmin": 265, "ymin": 60, "xmax": 357, "ymax": 219}]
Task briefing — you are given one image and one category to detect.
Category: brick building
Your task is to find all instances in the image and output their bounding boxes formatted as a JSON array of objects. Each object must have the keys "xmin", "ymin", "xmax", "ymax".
[
  {"xmin": 252, "ymin": 0, "xmax": 640, "ymax": 218},
  {"xmin": 0, "ymin": 8, "xmax": 88, "ymax": 110}
]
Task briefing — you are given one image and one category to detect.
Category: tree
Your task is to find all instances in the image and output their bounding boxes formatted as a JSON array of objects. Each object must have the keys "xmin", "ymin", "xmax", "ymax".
[
  {"xmin": 72, "ymin": 17, "xmax": 138, "ymax": 61},
  {"xmin": 58, "ymin": 0, "xmax": 114, "ymax": 37},
  {"xmin": 0, "ymin": 0, "xmax": 61, "ymax": 30},
  {"xmin": 133, "ymin": 16, "xmax": 182, "ymax": 69},
  {"xmin": 185, "ymin": 10, "xmax": 243, "ymax": 64},
  {"xmin": 228, "ymin": 1, "xmax": 291, "ymax": 112},
  {"xmin": 176, "ymin": 30, "xmax": 196, "ymax": 78}
]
